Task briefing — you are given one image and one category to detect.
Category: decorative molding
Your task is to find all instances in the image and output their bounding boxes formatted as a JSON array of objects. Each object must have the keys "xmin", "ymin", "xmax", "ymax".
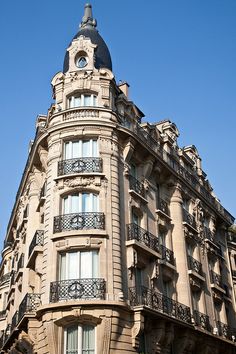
[{"xmin": 131, "ymin": 311, "xmax": 144, "ymax": 348}]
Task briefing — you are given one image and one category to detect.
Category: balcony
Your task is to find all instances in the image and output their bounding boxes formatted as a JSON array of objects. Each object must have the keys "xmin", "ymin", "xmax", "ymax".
[
  {"xmin": 53, "ymin": 212, "xmax": 105, "ymax": 233},
  {"xmin": 129, "ymin": 286, "xmax": 191, "ymax": 324},
  {"xmin": 28, "ymin": 230, "xmax": 44, "ymax": 257},
  {"xmin": 193, "ymin": 310, "xmax": 211, "ymax": 331},
  {"xmin": 58, "ymin": 157, "xmax": 103, "ymax": 176},
  {"xmin": 127, "ymin": 223, "xmax": 160, "ymax": 254},
  {"xmin": 50, "ymin": 278, "xmax": 106, "ymax": 302},
  {"xmin": 129, "ymin": 175, "xmax": 145, "ymax": 198},
  {"xmin": 157, "ymin": 198, "xmax": 170, "ymax": 217},
  {"xmin": 210, "ymin": 270, "xmax": 224, "ymax": 289},
  {"xmin": 0, "ymin": 272, "xmax": 11, "ymax": 286},
  {"xmin": 187, "ymin": 255, "xmax": 203, "ymax": 276},
  {"xmin": 18, "ymin": 293, "xmax": 41, "ymax": 323},
  {"xmin": 182, "ymin": 209, "xmax": 197, "ymax": 230},
  {"xmin": 0, "ymin": 310, "xmax": 6, "ymax": 320},
  {"xmin": 160, "ymin": 245, "xmax": 175, "ymax": 266},
  {"xmin": 217, "ymin": 321, "xmax": 235, "ymax": 340},
  {"xmin": 17, "ymin": 254, "xmax": 24, "ymax": 273}
]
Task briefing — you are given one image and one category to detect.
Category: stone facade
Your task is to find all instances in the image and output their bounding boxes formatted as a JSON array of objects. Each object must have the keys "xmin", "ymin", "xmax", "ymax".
[{"xmin": 0, "ymin": 4, "xmax": 235, "ymax": 354}]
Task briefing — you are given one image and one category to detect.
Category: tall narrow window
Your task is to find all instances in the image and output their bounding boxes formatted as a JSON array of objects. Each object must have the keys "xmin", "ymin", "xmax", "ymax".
[
  {"xmin": 59, "ymin": 250, "xmax": 98, "ymax": 281},
  {"xmin": 64, "ymin": 140, "xmax": 98, "ymax": 159},
  {"xmin": 63, "ymin": 193, "xmax": 98, "ymax": 214},
  {"xmin": 65, "ymin": 325, "xmax": 95, "ymax": 354}
]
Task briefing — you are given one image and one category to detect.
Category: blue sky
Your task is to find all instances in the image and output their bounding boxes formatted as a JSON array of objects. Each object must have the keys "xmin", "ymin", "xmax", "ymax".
[{"xmin": 0, "ymin": 0, "xmax": 235, "ymax": 240}]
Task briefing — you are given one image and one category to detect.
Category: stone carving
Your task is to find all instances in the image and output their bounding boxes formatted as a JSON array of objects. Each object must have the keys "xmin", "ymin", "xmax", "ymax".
[
  {"xmin": 131, "ymin": 311, "xmax": 144, "ymax": 348},
  {"xmin": 64, "ymin": 176, "xmax": 101, "ymax": 188},
  {"xmin": 102, "ymin": 318, "xmax": 112, "ymax": 354},
  {"xmin": 193, "ymin": 199, "xmax": 204, "ymax": 227}
]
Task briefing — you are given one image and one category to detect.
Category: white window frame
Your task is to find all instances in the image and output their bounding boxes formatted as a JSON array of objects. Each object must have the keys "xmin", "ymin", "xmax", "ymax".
[
  {"xmin": 64, "ymin": 139, "xmax": 98, "ymax": 159},
  {"xmin": 64, "ymin": 324, "xmax": 96, "ymax": 354},
  {"xmin": 68, "ymin": 94, "xmax": 97, "ymax": 108},
  {"xmin": 63, "ymin": 193, "xmax": 99, "ymax": 214}
]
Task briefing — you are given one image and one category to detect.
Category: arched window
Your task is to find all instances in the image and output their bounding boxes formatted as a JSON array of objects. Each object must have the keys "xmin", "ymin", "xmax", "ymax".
[
  {"xmin": 65, "ymin": 324, "xmax": 95, "ymax": 354},
  {"xmin": 68, "ymin": 94, "xmax": 97, "ymax": 108}
]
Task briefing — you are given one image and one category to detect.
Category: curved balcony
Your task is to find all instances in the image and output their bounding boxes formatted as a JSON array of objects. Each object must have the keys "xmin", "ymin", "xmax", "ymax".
[
  {"xmin": 129, "ymin": 286, "xmax": 191, "ymax": 324},
  {"xmin": 58, "ymin": 157, "xmax": 103, "ymax": 176},
  {"xmin": 127, "ymin": 223, "xmax": 160, "ymax": 253},
  {"xmin": 50, "ymin": 278, "xmax": 106, "ymax": 302},
  {"xmin": 53, "ymin": 212, "xmax": 105, "ymax": 233}
]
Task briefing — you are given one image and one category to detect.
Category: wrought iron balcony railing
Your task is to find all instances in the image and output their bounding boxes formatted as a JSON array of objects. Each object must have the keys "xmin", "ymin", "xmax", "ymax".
[
  {"xmin": 187, "ymin": 255, "xmax": 203, "ymax": 275},
  {"xmin": 217, "ymin": 321, "xmax": 234, "ymax": 340},
  {"xmin": 18, "ymin": 293, "xmax": 41, "ymax": 323},
  {"xmin": 193, "ymin": 310, "xmax": 211, "ymax": 331},
  {"xmin": 129, "ymin": 175, "xmax": 145, "ymax": 198},
  {"xmin": 129, "ymin": 286, "xmax": 191, "ymax": 324},
  {"xmin": 160, "ymin": 245, "xmax": 175, "ymax": 266},
  {"xmin": 10, "ymin": 271, "xmax": 16, "ymax": 287},
  {"xmin": 11, "ymin": 311, "xmax": 18, "ymax": 330},
  {"xmin": 50, "ymin": 278, "xmax": 106, "ymax": 302},
  {"xmin": 0, "ymin": 272, "xmax": 11, "ymax": 285},
  {"xmin": 39, "ymin": 182, "xmax": 47, "ymax": 199},
  {"xmin": 28, "ymin": 230, "xmax": 44, "ymax": 257},
  {"xmin": 158, "ymin": 198, "xmax": 170, "ymax": 216},
  {"xmin": 203, "ymin": 226, "xmax": 215, "ymax": 242},
  {"xmin": 17, "ymin": 254, "xmax": 24, "ymax": 272},
  {"xmin": 210, "ymin": 270, "xmax": 223, "ymax": 289},
  {"xmin": 182, "ymin": 209, "xmax": 197, "ymax": 229},
  {"xmin": 127, "ymin": 223, "xmax": 160, "ymax": 253},
  {"xmin": 58, "ymin": 157, "xmax": 103, "ymax": 176},
  {"xmin": 53, "ymin": 212, "xmax": 105, "ymax": 233}
]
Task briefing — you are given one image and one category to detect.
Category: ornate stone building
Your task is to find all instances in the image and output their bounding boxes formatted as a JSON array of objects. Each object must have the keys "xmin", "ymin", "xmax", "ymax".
[{"xmin": 0, "ymin": 3, "xmax": 235, "ymax": 354}]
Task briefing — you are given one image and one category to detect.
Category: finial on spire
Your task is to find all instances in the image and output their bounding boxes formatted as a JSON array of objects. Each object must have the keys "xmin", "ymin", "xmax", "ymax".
[{"xmin": 80, "ymin": 3, "xmax": 97, "ymax": 29}]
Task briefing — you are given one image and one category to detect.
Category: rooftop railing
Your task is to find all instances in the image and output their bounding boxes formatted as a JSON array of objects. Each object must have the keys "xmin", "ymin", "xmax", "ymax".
[
  {"xmin": 58, "ymin": 157, "xmax": 103, "ymax": 176},
  {"xmin": 50, "ymin": 278, "xmax": 106, "ymax": 302},
  {"xmin": 127, "ymin": 223, "xmax": 160, "ymax": 253},
  {"xmin": 129, "ymin": 286, "xmax": 191, "ymax": 324},
  {"xmin": 53, "ymin": 212, "xmax": 105, "ymax": 233}
]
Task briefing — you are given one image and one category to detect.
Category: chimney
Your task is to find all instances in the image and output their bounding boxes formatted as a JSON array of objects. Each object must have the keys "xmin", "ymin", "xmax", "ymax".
[{"xmin": 118, "ymin": 81, "xmax": 130, "ymax": 98}]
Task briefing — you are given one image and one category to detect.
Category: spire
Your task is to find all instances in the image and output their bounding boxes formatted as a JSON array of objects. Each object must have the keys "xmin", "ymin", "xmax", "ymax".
[{"xmin": 80, "ymin": 3, "xmax": 97, "ymax": 29}]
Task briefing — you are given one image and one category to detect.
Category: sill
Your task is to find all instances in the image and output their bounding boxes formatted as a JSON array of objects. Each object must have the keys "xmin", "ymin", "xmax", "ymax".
[
  {"xmin": 155, "ymin": 209, "xmax": 172, "ymax": 221},
  {"xmin": 51, "ymin": 229, "xmax": 108, "ymax": 240},
  {"xmin": 129, "ymin": 189, "xmax": 148, "ymax": 204},
  {"xmin": 210, "ymin": 283, "xmax": 226, "ymax": 294},
  {"xmin": 126, "ymin": 240, "xmax": 161, "ymax": 259},
  {"xmin": 182, "ymin": 221, "xmax": 198, "ymax": 233},
  {"xmin": 188, "ymin": 270, "xmax": 205, "ymax": 282}
]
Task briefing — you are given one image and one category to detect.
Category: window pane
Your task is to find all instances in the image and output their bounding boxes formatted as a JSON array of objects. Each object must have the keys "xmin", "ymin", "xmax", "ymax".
[
  {"xmin": 71, "ymin": 195, "xmax": 80, "ymax": 213},
  {"xmin": 65, "ymin": 142, "xmax": 72, "ymax": 160},
  {"xmin": 64, "ymin": 196, "xmax": 70, "ymax": 214},
  {"xmin": 92, "ymin": 140, "xmax": 98, "ymax": 157},
  {"xmin": 60, "ymin": 254, "xmax": 66, "ymax": 280},
  {"xmin": 82, "ymin": 140, "xmax": 90, "ymax": 157},
  {"xmin": 93, "ymin": 96, "xmax": 97, "ymax": 106},
  {"xmin": 66, "ymin": 325, "xmax": 78, "ymax": 354},
  {"xmin": 84, "ymin": 95, "xmax": 91, "ymax": 106},
  {"xmin": 71, "ymin": 141, "xmax": 80, "ymax": 158},
  {"xmin": 68, "ymin": 252, "xmax": 79, "ymax": 279},
  {"xmin": 74, "ymin": 97, "xmax": 81, "ymax": 107},
  {"xmin": 82, "ymin": 326, "xmax": 95, "ymax": 354},
  {"xmin": 80, "ymin": 252, "xmax": 92, "ymax": 278}
]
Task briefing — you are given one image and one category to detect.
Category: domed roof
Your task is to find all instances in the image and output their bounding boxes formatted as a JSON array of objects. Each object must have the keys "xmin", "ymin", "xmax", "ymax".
[{"xmin": 63, "ymin": 4, "xmax": 112, "ymax": 73}]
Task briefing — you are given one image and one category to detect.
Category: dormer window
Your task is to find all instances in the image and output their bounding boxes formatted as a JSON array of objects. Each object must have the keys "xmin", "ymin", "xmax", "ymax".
[
  {"xmin": 68, "ymin": 94, "xmax": 97, "ymax": 108},
  {"xmin": 76, "ymin": 56, "xmax": 88, "ymax": 68}
]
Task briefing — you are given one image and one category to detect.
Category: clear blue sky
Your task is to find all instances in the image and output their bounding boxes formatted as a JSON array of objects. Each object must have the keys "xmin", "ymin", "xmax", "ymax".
[{"xmin": 0, "ymin": 0, "xmax": 235, "ymax": 241}]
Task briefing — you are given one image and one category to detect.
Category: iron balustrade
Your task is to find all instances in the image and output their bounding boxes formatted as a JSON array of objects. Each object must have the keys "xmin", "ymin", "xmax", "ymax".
[
  {"xmin": 193, "ymin": 310, "xmax": 211, "ymax": 331},
  {"xmin": 217, "ymin": 321, "xmax": 234, "ymax": 340},
  {"xmin": 17, "ymin": 254, "xmax": 24, "ymax": 272},
  {"xmin": 0, "ymin": 310, "xmax": 6, "ymax": 319},
  {"xmin": 210, "ymin": 270, "xmax": 223, "ymax": 289},
  {"xmin": 58, "ymin": 157, "xmax": 103, "ymax": 176},
  {"xmin": 203, "ymin": 226, "xmax": 214, "ymax": 242},
  {"xmin": 54, "ymin": 212, "xmax": 105, "ymax": 233},
  {"xmin": 182, "ymin": 209, "xmax": 197, "ymax": 229},
  {"xmin": 129, "ymin": 175, "xmax": 145, "ymax": 198},
  {"xmin": 158, "ymin": 198, "xmax": 170, "ymax": 216},
  {"xmin": 120, "ymin": 121, "xmax": 234, "ymax": 225},
  {"xmin": 50, "ymin": 278, "xmax": 106, "ymax": 302},
  {"xmin": 28, "ymin": 230, "xmax": 44, "ymax": 257},
  {"xmin": 187, "ymin": 255, "xmax": 203, "ymax": 275},
  {"xmin": 127, "ymin": 223, "xmax": 160, "ymax": 253},
  {"xmin": 18, "ymin": 293, "xmax": 41, "ymax": 323},
  {"xmin": 160, "ymin": 245, "xmax": 175, "ymax": 266},
  {"xmin": 11, "ymin": 311, "xmax": 18, "ymax": 330},
  {"xmin": 63, "ymin": 108, "xmax": 99, "ymax": 121},
  {"xmin": 0, "ymin": 272, "xmax": 11, "ymax": 285},
  {"xmin": 39, "ymin": 182, "xmax": 46, "ymax": 199},
  {"xmin": 129, "ymin": 286, "xmax": 191, "ymax": 324},
  {"xmin": 10, "ymin": 271, "xmax": 16, "ymax": 287}
]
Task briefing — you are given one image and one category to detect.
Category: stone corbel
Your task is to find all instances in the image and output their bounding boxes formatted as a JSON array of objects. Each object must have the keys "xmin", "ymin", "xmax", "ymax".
[
  {"xmin": 38, "ymin": 146, "xmax": 48, "ymax": 172},
  {"xmin": 123, "ymin": 138, "xmax": 135, "ymax": 164},
  {"xmin": 142, "ymin": 157, "xmax": 154, "ymax": 179},
  {"xmin": 131, "ymin": 311, "xmax": 144, "ymax": 348}
]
